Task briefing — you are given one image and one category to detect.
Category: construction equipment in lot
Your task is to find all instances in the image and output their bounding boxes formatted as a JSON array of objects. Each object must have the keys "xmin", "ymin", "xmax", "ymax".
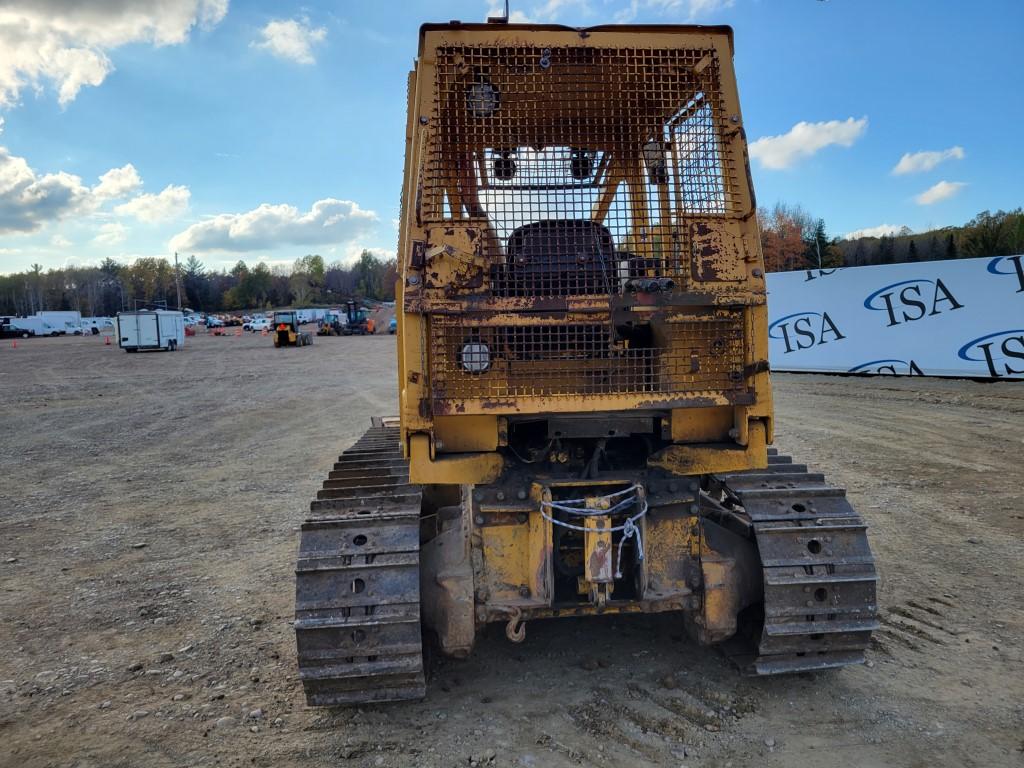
[
  {"xmin": 318, "ymin": 310, "xmax": 346, "ymax": 336},
  {"xmin": 272, "ymin": 310, "xmax": 313, "ymax": 348},
  {"xmin": 341, "ymin": 301, "xmax": 371, "ymax": 335},
  {"xmin": 294, "ymin": 21, "xmax": 878, "ymax": 706}
]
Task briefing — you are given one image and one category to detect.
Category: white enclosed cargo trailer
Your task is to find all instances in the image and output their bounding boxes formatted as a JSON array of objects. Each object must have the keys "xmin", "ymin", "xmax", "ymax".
[{"xmin": 115, "ymin": 310, "xmax": 185, "ymax": 352}]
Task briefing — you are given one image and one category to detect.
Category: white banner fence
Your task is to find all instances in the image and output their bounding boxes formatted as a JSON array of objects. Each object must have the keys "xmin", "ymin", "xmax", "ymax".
[{"xmin": 766, "ymin": 255, "xmax": 1024, "ymax": 379}]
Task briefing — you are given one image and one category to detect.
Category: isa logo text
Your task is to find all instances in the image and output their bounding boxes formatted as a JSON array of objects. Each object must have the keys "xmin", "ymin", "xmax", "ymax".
[
  {"xmin": 957, "ymin": 330, "xmax": 1024, "ymax": 378},
  {"xmin": 863, "ymin": 278, "xmax": 963, "ymax": 327},
  {"xmin": 769, "ymin": 311, "xmax": 846, "ymax": 354}
]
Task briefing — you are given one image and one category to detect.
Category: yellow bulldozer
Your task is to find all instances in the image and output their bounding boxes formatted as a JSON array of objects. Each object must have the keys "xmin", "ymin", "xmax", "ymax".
[{"xmin": 294, "ymin": 20, "xmax": 878, "ymax": 706}]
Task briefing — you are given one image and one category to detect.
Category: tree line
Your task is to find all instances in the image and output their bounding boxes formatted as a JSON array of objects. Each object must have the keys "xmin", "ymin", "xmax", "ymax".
[
  {"xmin": 3, "ymin": 207, "xmax": 1022, "ymax": 315},
  {"xmin": 0, "ymin": 250, "xmax": 399, "ymax": 318},
  {"xmin": 759, "ymin": 206, "xmax": 1024, "ymax": 272}
]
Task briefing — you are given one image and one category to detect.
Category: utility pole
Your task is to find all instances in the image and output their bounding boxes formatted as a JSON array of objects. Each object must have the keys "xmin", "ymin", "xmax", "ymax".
[{"xmin": 173, "ymin": 251, "xmax": 183, "ymax": 311}]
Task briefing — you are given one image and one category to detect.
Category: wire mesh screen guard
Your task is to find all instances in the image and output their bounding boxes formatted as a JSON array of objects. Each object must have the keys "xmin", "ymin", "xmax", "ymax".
[
  {"xmin": 420, "ymin": 43, "xmax": 741, "ymax": 299},
  {"xmin": 428, "ymin": 311, "xmax": 747, "ymax": 407}
]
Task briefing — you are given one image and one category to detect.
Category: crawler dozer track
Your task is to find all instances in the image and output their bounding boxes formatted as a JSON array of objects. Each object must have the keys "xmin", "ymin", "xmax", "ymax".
[
  {"xmin": 715, "ymin": 448, "xmax": 879, "ymax": 675},
  {"xmin": 295, "ymin": 436, "xmax": 876, "ymax": 704},
  {"xmin": 294, "ymin": 425, "xmax": 425, "ymax": 705}
]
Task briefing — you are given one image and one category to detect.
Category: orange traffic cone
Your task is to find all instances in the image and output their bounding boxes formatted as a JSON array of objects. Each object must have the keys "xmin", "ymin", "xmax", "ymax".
[
  {"xmin": 11, "ymin": 340, "xmax": 16, "ymax": 349},
  {"xmin": 235, "ymin": 327, "xmax": 242, "ymax": 337},
  {"xmin": 104, "ymin": 335, "xmax": 111, "ymax": 346}
]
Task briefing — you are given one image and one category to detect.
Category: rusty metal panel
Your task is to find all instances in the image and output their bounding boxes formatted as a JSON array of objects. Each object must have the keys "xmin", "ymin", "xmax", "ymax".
[
  {"xmin": 397, "ymin": 27, "xmax": 772, "ymax": 433},
  {"xmin": 428, "ymin": 309, "xmax": 746, "ymax": 409},
  {"xmin": 422, "ymin": 43, "xmax": 741, "ymax": 298}
]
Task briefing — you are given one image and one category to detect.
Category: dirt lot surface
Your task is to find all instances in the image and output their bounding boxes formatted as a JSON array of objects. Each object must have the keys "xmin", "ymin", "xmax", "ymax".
[{"xmin": 1, "ymin": 332, "xmax": 1022, "ymax": 768}]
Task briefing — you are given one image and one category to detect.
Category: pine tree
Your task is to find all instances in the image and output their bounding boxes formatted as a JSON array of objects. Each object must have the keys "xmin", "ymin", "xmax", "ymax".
[
  {"xmin": 182, "ymin": 255, "xmax": 207, "ymax": 311},
  {"xmin": 183, "ymin": 255, "xmax": 205, "ymax": 278},
  {"xmin": 907, "ymin": 240, "xmax": 919, "ymax": 262}
]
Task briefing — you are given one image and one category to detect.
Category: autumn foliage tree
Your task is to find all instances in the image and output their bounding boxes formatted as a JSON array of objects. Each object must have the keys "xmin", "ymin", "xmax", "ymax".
[
  {"xmin": 759, "ymin": 204, "xmax": 1023, "ymax": 271},
  {"xmin": 758, "ymin": 203, "xmax": 811, "ymax": 272}
]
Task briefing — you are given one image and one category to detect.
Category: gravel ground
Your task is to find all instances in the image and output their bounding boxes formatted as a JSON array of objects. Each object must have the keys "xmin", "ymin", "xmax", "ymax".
[{"xmin": 1, "ymin": 331, "xmax": 1021, "ymax": 767}]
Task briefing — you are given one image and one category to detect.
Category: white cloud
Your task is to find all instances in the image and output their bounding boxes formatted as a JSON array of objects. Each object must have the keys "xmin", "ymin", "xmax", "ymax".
[
  {"xmin": 251, "ymin": 17, "xmax": 326, "ymax": 65},
  {"xmin": 50, "ymin": 233, "xmax": 72, "ymax": 247},
  {"xmin": 340, "ymin": 242, "xmax": 396, "ymax": 266},
  {"xmin": 114, "ymin": 184, "xmax": 190, "ymax": 222},
  {"xmin": 891, "ymin": 146, "xmax": 965, "ymax": 176},
  {"xmin": 915, "ymin": 180, "xmax": 966, "ymax": 206},
  {"xmin": 844, "ymin": 224, "xmax": 907, "ymax": 240},
  {"xmin": 169, "ymin": 198, "xmax": 379, "ymax": 253},
  {"xmin": 0, "ymin": 137, "xmax": 190, "ymax": 235},
  {"xmin": 749, "ymin": 117, "xmax": 868, "ymax": 170},
  {"xmin": 94, "ymin": 163, "xmax": 142, "ymax": 200},
  {"xmin": 93, "ymin": 221, "xmax": 127, "ymax": 245},
  {"xmin": 615, "ymin": 0, "xmax": 733, "ymax": 22},
  {"xmin": 0, "ymin": 1, "xmax": 229, "ymax": 108},
  {"xmin": 0, "ymin": 144, "xmax": 94, "ymax": 232}
]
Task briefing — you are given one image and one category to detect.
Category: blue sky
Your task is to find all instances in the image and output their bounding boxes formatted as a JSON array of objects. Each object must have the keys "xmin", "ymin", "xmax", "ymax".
[{"xmin": 0, "ymin": 0, "xmax": 1021, "ymax": 273}]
